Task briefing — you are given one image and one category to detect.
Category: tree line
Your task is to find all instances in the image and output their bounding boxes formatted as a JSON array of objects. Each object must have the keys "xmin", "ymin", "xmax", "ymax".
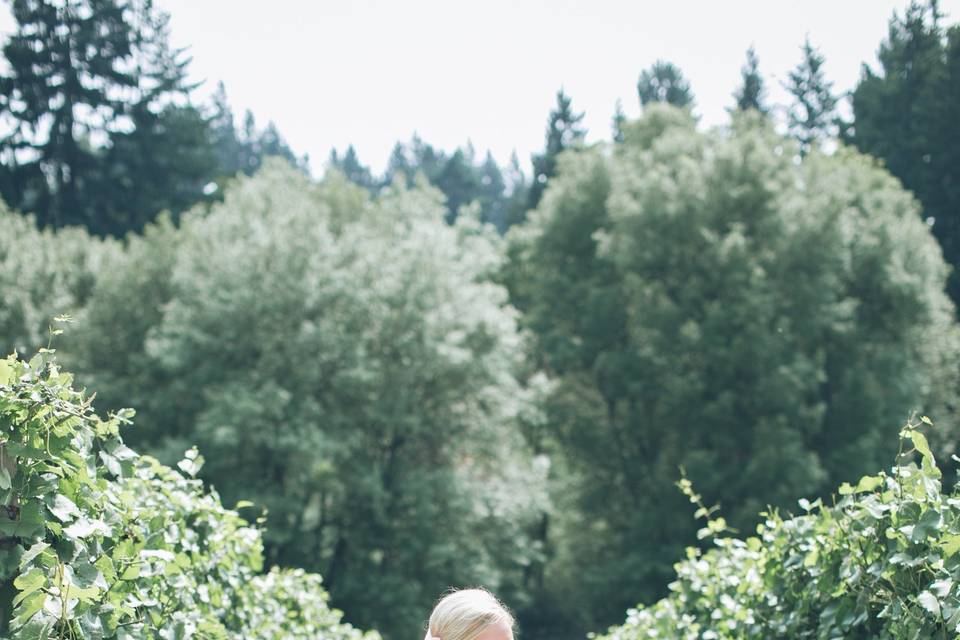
[
  {"xmin": 5, "ymin": 1, "xmax": 956, "ymax": 285},
  {"xmin": 1, "ymin": 2, "xmax": 959, "ymax": 640}
]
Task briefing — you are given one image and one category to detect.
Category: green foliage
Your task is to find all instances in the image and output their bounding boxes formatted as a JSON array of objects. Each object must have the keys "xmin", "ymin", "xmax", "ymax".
[
  {"xmin": 636, "ymin": 61, "xmax": 695, "ymax": 109},
  {"xmin": 785, "ymin": 38, "xmax": 839, "ymax": 154},
  {"xmin": 0, "ymin": 349, "xmax": 377, "ymax": 639},
  {"xmin": 329, "ymin": 146, "xmax": 378, "ymax": 194},
  {"xmin": 851, "ymin": 1, "xmax": 960, "ymax": 305},
  {"xmin": 57, "ymin": 160, "xmax": 545, "ymax": 640},
  {"xmin": 90, "ymin": 103, "xmax": 219, "ymax": 234},
  {"xmin": 596, "ymin": 418, "xmax": 960, "ymax": 639},
  {"xmin": 526, "ymin": 89, "xmax": 586, "ymax": 213},
  {"xmin": 504, "ymin": 104, "xmax": 960, "ymax": 638},
  {"xmin": 0, "ymin": 206, "xmax": 115, "ymax": 356},
  {"xmin": 381, "ymin": 137, "xmax": 516, "ymax": 230},
  {"xmin": 732, "ymin": 46, "xmax": 768, "ymax": 115},
  {"xmin": 0, "ymin": 0, "xmax": 193, "ymax": 232},
  {"xmin": 0, "ymin": 3, "xmax": 304, "ymax": 237}
]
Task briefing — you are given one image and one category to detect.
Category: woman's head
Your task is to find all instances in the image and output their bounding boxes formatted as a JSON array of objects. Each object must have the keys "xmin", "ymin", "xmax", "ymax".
[{"xmin": 425, "ymin": 588, "xmax": 515, "ymax": 640}]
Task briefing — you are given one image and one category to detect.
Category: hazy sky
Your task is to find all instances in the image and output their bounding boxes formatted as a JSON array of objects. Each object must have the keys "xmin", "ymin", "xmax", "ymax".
[{"xmin": 3, "ymin": 1, "xmax": 959, "ymax": 176}]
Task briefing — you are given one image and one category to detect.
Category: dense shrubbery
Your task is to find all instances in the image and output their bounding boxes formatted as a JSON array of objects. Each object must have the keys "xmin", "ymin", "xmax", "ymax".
[
  {"xmin": 597, "ymin": 417, "xmax": 960, "ymax": 639},
  {"xmin": 0, "ymin": 349, "xmax": 376, "ymax": 639}
]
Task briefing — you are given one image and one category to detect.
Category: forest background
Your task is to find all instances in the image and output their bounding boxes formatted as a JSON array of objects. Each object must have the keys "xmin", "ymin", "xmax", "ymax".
[{"xmin": 1, "ymin": 1, "xmax": 959, "ymax": 639}]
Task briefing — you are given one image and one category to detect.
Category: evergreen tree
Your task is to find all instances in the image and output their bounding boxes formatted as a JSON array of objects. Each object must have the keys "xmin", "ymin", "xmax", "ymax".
[
  {"xmin": 409, "ymin": 135, "xmax": 446, "ymax": 183},
  {"xmin": 87, "ymin": 4, "xmax": 217, "ymax": 235},
  {"xmin": 0, "ymin": 0, "xmax": 138, "ymax": 228},
  {"xmin": 732, "ymin": 46, "xmax": 768, "ymax": 114},
  {"xmin": 208, "ymin": 82, "xmax": 245, "ymax": 177},
  {"xmin": 526, "ymin": 89, "xmax": 586, "ymax": 212},
  {"xmin": 478, "ymin": 151, "xmax": 508, "ymax": 231},
  {"xmin": 383, "ymin": 142, "xmax": 413, "ymax": 187},
  {"xmin": 637, "ymin": 60, "xmax": 695, "ymax": 108},
  {"xmin": 207, "ymin": 92, "xmax": 305, "ymax": 181},
  {"xmin": 851, "ymin": 1, "xmax": 960, "ymax": 303},
  {"xmin": 612, "ymin": 100, "xmax": 627, "ymax": 143},
  {"xmin": 785, "ymin": 38, "xmax": 838, "ymax": 154},
  {"xmin": 434, "ymin": 148, "xmax": 482, "ymax": 224},
  {"xmin": 92, "ymin": 103, "xmax": 217, "ymax": 234},
  {"xmin": 504, "ymin": 151, "xmax": 529, "ymax": 229},
  {"xmin": 379, "ymin": 136, "xmax": 512, "ymax": 230},
  {"xmin": 0, "ymin": 0, "xmax": 191, "ymax": 230},
  {"xmin": 329, "ymin": 146, "xmax": 376, "ymax": 193}
]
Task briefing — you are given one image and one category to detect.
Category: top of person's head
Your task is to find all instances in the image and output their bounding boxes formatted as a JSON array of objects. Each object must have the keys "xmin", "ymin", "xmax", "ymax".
[{"xmin": 427, "ymin": 588, "xmax": 515, "ymax": 640}]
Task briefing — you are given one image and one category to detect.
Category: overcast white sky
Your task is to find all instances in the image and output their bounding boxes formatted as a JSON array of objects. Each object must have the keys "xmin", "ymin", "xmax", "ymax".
[{"xmin": 3, "ymin": 1, "xmax": 959, "ymax": 176}]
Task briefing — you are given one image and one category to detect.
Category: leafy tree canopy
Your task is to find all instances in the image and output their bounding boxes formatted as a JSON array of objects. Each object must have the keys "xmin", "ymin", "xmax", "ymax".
[
  {"xmin": 504, "ymin": 104, "xmax": 959, "ymax": 637},
  {"xmin": 56, "ymin": 160, "xmax": 547, "ymax": 640}
]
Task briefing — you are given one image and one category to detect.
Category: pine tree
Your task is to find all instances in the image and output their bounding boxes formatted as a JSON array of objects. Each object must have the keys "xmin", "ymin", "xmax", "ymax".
[
  {"xmin": 478, "ymin": 151, "xmax": 508, "ymax": 231},
  {"xmin": 504, "ymin": 151, "xmax": 529, "ymax": 229},
  {"xmin": 0, "ymin": 0, "xmax": 140, "ymax": 228},
  {"xmin": 785, "ymin": 38, "xmax": 838, "ymax": 154},
  {"xmin": 208, "ymin": 82, "xmax": 245, "ymax": 177},
  {"xmin": 637, "ymin": 60, "xmax": 695, "ymax": 108},
  {"xmin": 732, "ymin": 46, "xmax": 768, "ymax": 114},
  {"xmin": 612, "ymin": 100, "xmax": 627, "ymax": 143},
  {"xmin": 329, "ymin": 146, "xmax": 376, "ymax": 193},
  {"xmin": 92, "ymin": 103, "xmax": 216, "ymax": 235},
  {"xmin": 209, "ymin": 97, "xmax": 304, "ymax": 180},
  {"xmin": 851, "ymin": 1, "xmax": 960, "ymax": 303},
  {"xmin": 434, "ymin": 148, "xmax": 482, "ymax": 224},
  {"xmin": 383, "ymin": 142, "xmax": 413, "ymax": 187},
  {"xmin": 527, "ymin": 89, "xmax": 586, "ymax": 212},
  {"xmin": 0, "ymin": 0, "xmax": 216, "ymax": 233}
]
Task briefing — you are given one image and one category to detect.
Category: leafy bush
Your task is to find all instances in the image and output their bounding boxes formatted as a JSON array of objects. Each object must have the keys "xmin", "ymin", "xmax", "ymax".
[
  {"xmin": 596, "ymin": 417, "xmax": 960, "ymax": 639},
  {"xmin": 0, "ymin": 348, "xmax": 377, "ymax": 640}
]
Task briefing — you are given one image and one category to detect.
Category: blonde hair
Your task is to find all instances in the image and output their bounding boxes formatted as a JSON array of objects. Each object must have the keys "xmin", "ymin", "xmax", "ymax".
[{"xmin": 427, "ymin": 588, "xmax": 514, "ymax": 640}]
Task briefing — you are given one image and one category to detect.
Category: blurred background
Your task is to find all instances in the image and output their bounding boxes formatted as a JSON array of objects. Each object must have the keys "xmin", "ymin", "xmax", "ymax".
[{"xmin": 1, "ymin": 1, "xmax": 959, "ymax": 639}]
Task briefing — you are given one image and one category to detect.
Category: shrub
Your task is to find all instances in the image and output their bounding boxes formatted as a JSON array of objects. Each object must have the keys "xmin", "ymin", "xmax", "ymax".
[
  {"xmin": 596, "ymin": 417, "xmax": 960, "ymax": 639},
  {"xmin": 0, "ymin": 348, "xmax": 377, "ymax": 640}
]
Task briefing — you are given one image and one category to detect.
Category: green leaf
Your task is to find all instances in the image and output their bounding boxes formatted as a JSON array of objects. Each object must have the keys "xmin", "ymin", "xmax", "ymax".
[
  {"xmin": 47, "ymin": 494, "xmax": 80, "ymax": 522},
  {"xmin": 911, "ymin": 430, "xmax": 933, "ymax": 462},
  {"xmin": 64, "ymin": 583, "xmax": 101, "ymax": 604},
  {"xmin": 19, "ymin": 542, "xmax": 50, "ymax": 571},
  {"xmin": 63, "ymin": 517, "xmax": 109, "ymax": 539},
  {"xmin": 13, "ymin": 568, "xmax": 46, "ymax": 598},
  {"xmin": 10, "ymin": 590, "xmax": 46, "ymax": 629},
  {"xmin": 854, "ymin": 475, "xmax": 884, "ymax": 494},
  {"xmin": 0, "ymin": 502, "xmax": 45, "ymax": 538},
  {"xmin": 941, "ymin": 534, "xmax": 960, "ymax": 558},
  {"xmin": 94, "ymin": 555, "xmax": 116, "ymax": 582},
  {"xmin": 918, "ymin": 590, "xmax": 941, "ymax": 618},
  {"xmin": 120, "ymin": 564, "xmax": 141, "ymax": 580}
]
